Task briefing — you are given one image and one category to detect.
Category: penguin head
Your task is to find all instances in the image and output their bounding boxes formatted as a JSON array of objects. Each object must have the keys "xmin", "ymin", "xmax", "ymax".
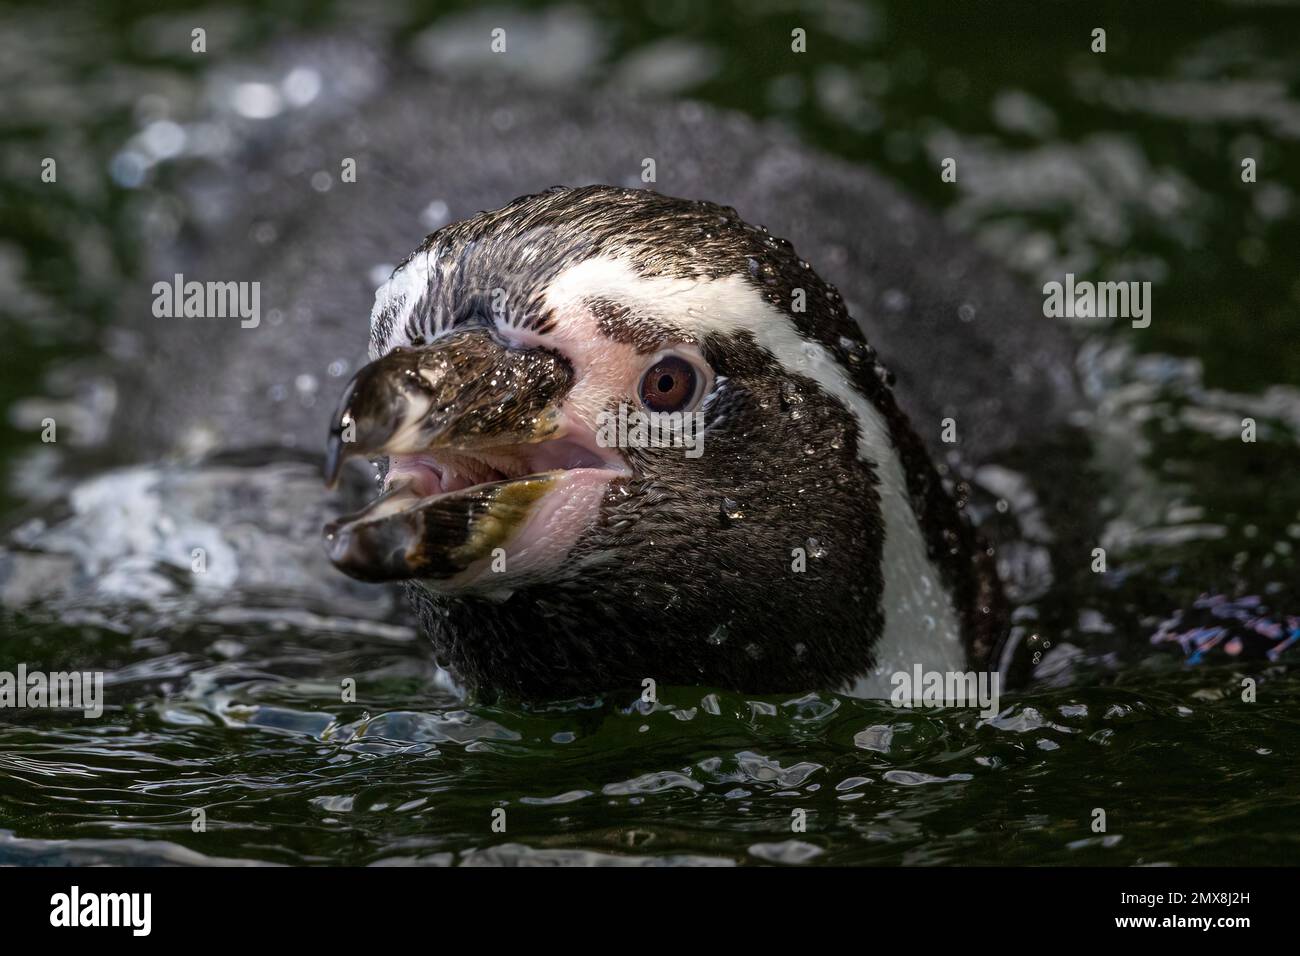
[{"xmin": 323, "ymin": 186, "xmax": 997, "ymax": 699}]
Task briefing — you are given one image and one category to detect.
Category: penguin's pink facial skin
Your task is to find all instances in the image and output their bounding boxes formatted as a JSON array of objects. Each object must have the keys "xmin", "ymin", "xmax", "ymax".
[
  {"xmin": 322, "ymin": 294, "xmax": 713, "ymax": 592},
  {"xmin": 501, "ymin": 297, "xmax": 710, "ymax": 445}
]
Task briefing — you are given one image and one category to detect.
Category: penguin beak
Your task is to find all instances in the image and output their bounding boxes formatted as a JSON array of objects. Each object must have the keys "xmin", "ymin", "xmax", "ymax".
[
  {"xmin": 322, "ymin": 329, "xmax": 573, "ymax": 489},
  {"xmin": 321, "ymin": 329, "xmax": 625, "ymax": 584}
]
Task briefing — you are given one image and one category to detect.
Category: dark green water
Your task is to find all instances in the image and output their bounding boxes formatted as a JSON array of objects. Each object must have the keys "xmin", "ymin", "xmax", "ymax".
[{"xmin": 1, "ymin": 1, "xmax": 1298, "ymax": 865}]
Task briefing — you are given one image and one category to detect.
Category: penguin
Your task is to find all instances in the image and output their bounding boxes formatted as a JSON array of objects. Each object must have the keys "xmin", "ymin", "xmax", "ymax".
[
  {"xmin": 321, "ymin": 185, "xmax": 1009, "ymax": 700},
  {"xmin": 2, "ymin": 68, "xmax": 1091, "ymax": 695}
]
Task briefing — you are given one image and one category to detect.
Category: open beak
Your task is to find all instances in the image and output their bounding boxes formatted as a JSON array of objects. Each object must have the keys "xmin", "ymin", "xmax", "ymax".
[{"xmin": 322, "ymin": 328, "xmax": 623, "ymax": 584}]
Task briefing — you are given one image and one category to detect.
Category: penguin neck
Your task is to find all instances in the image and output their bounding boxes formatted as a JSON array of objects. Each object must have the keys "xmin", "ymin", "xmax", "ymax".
[
  {"xmin": 653, "ymin": 267, "xmax": 1001, "ymax": 691},
  {"xmin": 845, "ymin": 374, "xmax": 1007, "ymax": 696}
]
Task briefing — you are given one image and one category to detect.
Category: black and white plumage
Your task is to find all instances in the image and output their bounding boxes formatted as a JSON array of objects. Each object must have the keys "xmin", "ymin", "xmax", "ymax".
[
  {"xmin": 5, "ymin": 67, "xmax": 1086, "ymax": 696},
  {"xmin": 324, "ymin": 186, "xmax": 1007, "ymax": 699}
]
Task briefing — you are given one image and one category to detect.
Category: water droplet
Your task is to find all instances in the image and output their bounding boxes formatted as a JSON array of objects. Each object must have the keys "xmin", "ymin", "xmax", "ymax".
[
  {"xmin": 421, "ymin": 199, "xmax": 450, "ymax": 229},
  {"xmin": 231, "ymin": 82, "xmax": 283, "ymax": 119},
  {"xmin": 720, "ymin": 497, "xmax": 744, "ymax": 524},
  {"xmin": 282, "ymin": 67, "xmax": 322, "ymax": 107},
  {"xmin": 881, "ymin": 288, "xmax": 910, "ymax": 313}
]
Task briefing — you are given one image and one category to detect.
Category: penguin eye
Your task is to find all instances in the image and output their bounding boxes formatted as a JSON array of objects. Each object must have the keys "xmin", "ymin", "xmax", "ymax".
[{"xmin": 638, "ymin": 354, "xmax": 702, "ymax": 413}]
